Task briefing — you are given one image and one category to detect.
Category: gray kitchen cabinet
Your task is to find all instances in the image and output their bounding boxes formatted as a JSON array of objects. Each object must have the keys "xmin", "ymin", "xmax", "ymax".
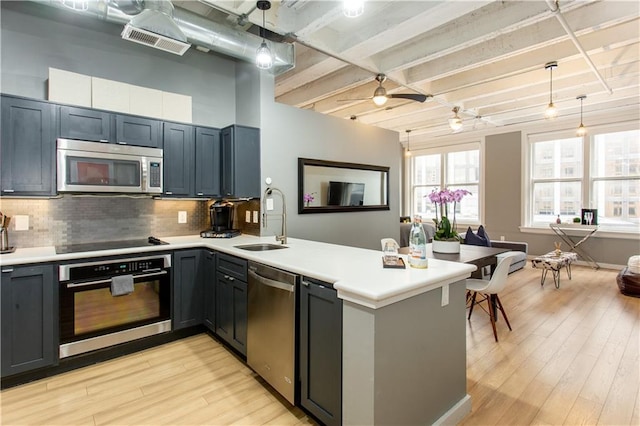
[
  {"xmin": 1, "ymin": 96, "xmax": 56, "ymax": 196},
  {"xmin": 163, "ymin": 122, "xmax": 194, "ymax": 197},
  {"xmin": 172, "ymin": 249, "xmax": 204, "ymax": 330},
  {"xmin": 299, "ymin": 277, "xmax": 342, "ymax": 426},
  {"xmin": 59, "ymin": 105, "xmax": 112, "ymax": 142},
  {"xmin": 115, "ymin": 114, "xmax": 161, "ymax": 148},
  {"xmin": 1, "ymin": 264, "xmax": 57, "ymax": 378},
  {"xmin": 221, "ymin": 125, "xmax": 260, "ymax": 198},
  {"xmin": 215, "ymin": 253, "xmax": 247, "ymax": 356},
  {"xmin": 202, "ymin": 250, "xmax": 216, "ymax": 332},
  {"xmin": 194, "ymin": 127, "xmax": 222, "ymax": 198}
]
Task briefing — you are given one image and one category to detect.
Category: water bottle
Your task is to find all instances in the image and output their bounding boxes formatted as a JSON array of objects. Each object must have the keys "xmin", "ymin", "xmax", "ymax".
[{"xmin": 408, "ymin": 216, "xmax": 428, "ymax": 269}]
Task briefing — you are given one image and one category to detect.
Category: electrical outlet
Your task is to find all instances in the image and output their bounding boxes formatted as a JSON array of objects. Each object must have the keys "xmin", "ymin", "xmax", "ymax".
[
  {"xmin": 14, "ymin": 215, "xmax": 29, "ymax": 231},
  {"xmin": 500, "ymin": 235, "xmax": 505, "ymax": 241},
  {"xmin": 253, "ymin": 211, "xmax": 259, "ymax": 223},
  {"xmin": 441, "ymin": 284, "xmax": 449, "ymax": 307},
  {"xmin": 266, "ymin": 198, "xmax": 274, "ymax": 211},
  {"xmin": 178, "ymin": 211, "xmax": 187, "ymax": 224},
  {"xmin": 245, "ymin": 211, "xmax": 251, "ymax": 223}
]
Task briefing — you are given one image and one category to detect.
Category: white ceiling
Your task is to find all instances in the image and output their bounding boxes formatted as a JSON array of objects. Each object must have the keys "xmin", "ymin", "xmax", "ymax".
[{"xmin": 179, "ymin": 1, "xmax": 639, "ymax": 144}]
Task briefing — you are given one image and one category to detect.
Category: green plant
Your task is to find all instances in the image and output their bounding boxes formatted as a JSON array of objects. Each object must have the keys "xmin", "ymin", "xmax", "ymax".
[
  {"xmin": 573, "ymin": 217, "xmax": 581, "ymax": 223},
  {"xmin": 427, "ymin": 188, "xmax": 471, "ymax": 241}
]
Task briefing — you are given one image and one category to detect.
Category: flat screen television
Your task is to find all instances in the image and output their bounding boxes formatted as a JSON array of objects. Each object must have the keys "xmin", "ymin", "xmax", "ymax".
[{"xmin": 327, "ymin": 181, "xmax": 365, "ymax": 206}]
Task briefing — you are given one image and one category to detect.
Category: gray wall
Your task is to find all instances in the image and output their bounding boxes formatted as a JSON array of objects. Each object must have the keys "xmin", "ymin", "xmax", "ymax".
[
  {"xmin": 0, "ymin": 2, "xmax": 402, "ymax": 251},
  {"xmin": 484, "ymin": 131, "xmax": 638, "ymax": 266}
]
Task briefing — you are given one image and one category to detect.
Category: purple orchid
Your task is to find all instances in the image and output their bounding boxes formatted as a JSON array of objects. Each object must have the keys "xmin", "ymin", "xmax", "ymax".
[{"xmin": 425, "ymin": 188, "xmax": 471, "ymax": 240}]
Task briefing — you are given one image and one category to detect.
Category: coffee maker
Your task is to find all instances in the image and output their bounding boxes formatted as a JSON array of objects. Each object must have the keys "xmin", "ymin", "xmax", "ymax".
[{"xmin": 200, "ymin": 201, "xmax": 240, "ymax": 238}]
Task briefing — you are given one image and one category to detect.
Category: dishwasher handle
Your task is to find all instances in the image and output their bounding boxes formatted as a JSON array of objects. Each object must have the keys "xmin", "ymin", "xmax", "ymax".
[{"xmin": 248, "ymin": 269, "xmax": 295, "ymax": 293}]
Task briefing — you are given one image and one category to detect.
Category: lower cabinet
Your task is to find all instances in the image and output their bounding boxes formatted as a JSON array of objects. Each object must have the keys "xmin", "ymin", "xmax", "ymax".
[
  {"xmin": 1, "ymin": 264, "xmax": 57, "ymax": 378},
  {"xmin": 215, "ymin": 253, "xmax": 248, "ymax": 356},
  {"xmin": 202, "ymin": 250, "xmax": 216, "ymax": 332},
  {"xmin": 172, "ymin": 249, "xmax": 204, "ymax": 330},
  {"xmin": 299, "ymin": 277, "xmax": 343, "ymax": 426}
]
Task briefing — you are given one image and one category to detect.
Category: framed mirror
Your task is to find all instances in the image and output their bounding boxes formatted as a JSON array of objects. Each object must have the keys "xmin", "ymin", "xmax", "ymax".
[{"xmin": 298, "ymin": 158, "xmax": 390, "ymax": 213}]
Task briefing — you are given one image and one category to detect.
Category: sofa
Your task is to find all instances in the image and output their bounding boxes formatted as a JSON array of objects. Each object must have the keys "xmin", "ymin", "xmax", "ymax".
[{"xmin": 462, "ymin": 226, "xmax": 528, "ymax": 274}]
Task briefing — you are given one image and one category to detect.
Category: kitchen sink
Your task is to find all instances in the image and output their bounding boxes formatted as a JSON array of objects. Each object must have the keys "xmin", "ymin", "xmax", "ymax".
[{"xmin": 234, "ymin": 243, "xmax": 288, "ymax": 251}]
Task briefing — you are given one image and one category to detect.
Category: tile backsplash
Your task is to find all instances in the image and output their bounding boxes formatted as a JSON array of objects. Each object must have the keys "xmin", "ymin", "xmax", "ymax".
[{"xmin": 0, "ymin": 196, "xmax": 260, "ymax": 249}]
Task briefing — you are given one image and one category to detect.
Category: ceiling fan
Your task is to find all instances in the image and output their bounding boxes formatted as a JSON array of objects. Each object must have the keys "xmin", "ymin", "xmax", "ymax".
[{"xmin": 340, "ymin": 74, "xmax": 430, "ymax": 106}]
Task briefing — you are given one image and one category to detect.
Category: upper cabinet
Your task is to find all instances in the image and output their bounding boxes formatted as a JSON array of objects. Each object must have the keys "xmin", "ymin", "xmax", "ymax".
[
  {"xmin": 195, "ymin": 127, "xmax": 222, "ymax": 198},
  {"xmin": 163, "ymin": 122, "xmax": 194, "ymax": 197},
  {"xmin": 1, "ymin": 96, "xmax": 56, "ymax": 196},
  {"xmin": 221, "ymin": 125, "xmax": 260, "ymax": 198},
  {"xmin": 59, "ymin": 105, "xmax": 161, "ymax": 148}
]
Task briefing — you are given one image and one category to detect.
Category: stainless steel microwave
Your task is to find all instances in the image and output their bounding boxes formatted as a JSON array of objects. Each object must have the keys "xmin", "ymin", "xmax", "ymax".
[{"xmin": 57, "ymin": 139, "xmax": 163, "ymax": 194}]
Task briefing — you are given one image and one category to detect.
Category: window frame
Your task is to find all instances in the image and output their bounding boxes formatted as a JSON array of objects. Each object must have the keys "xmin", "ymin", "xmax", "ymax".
[
  {"xmin": 406, "ymin": 141, "xmax": 482, "ymax": 227},
  {"xmin": 524, "ymin": 121, "xmax": 640, "ymax": 234}
]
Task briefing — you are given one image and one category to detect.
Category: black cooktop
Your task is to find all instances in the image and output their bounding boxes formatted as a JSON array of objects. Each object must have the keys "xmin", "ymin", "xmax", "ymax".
[{"xmin": 55, "ymin": 237, "xmax": 168, "ymax": 254}]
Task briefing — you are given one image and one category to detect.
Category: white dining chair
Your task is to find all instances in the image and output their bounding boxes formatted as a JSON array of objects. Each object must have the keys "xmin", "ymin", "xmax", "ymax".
[{"xmin": 466, "ymin": 253, "xmax": 517, "ymax": 342}]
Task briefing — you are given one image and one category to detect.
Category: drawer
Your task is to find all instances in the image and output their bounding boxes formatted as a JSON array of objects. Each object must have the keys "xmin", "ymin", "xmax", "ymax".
[{"xmin": 217, "ymin": 253, "xmax": 247, "ymax": 281}]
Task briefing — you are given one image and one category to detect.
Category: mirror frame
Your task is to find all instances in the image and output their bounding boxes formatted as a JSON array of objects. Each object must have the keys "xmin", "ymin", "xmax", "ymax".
[{"xmin": 298, "ymin": 157, "xmax": 390, "ymax": 214}]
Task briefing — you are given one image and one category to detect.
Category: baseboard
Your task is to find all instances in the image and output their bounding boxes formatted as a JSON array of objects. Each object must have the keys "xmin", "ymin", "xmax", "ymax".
[{"xmin": 433, "ymin": 394, "xmax": 472, "ymax": 426}]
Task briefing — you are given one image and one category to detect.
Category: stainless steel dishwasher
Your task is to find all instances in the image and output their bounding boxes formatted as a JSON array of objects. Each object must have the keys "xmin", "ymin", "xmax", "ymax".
[{"xmin": 247, "ymin": 261, "xmax": 298, "ymax": 404}]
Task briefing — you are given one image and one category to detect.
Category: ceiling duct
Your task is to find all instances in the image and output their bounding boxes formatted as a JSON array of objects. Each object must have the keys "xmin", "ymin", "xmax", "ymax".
[
  {"xmin": 34, "ymin": 0, "xmax": 295, "ymax": 74},
  {"xmin": 121, "ymin": 0, "xmax": 190, "ymax": 55}
]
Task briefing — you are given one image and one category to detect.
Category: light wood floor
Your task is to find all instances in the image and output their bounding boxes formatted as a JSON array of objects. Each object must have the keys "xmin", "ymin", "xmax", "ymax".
[{"xmin": 1, "ymin": 265, "xmax": 638, "ymax": 425}]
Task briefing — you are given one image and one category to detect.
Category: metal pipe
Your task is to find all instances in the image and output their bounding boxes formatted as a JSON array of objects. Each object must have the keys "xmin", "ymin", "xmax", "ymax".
[{"xmin": 545, "ymin": 0, "xmax": 613, "ymax": 94}]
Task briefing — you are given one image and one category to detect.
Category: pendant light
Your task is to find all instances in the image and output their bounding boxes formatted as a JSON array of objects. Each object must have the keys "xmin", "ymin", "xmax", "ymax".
[
  {"xmin": 448, "ymin": 107, "xmax": 463, "ymax": 132},
  {"xmin": 576, "ymin": 95, "xmax": 587, "ymax": 136},
  {"xmin": 344, "ymin": 0, "xmax": 364, "ymax": 18},
  {"xmin": 405, "ymin": 129, "xmax": 412, "ymax": 157},
  {"xmin": 255, "ymin": 1, "xmax": 273, "ymax": 70},
  {"xmin": 544, "ymin": 61, "xmax": 558, "ymax": 119}
]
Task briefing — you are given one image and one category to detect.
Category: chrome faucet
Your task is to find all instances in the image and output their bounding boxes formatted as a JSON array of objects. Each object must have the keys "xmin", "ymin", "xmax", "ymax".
[{"xmin": 262, "ymin": 187, "xmax": 287, "ymax": 244}]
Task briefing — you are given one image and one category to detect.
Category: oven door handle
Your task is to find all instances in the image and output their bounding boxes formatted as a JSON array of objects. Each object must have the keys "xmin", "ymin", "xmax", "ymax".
[{"xmin": 64, "ymin": 270, "xmax": 168, "ymax": 289}]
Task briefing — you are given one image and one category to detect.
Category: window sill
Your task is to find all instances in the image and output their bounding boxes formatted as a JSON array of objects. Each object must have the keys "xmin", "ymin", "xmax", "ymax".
[{"xmin": 519, "ymin": 225, "xmax": 639, "ymax": 240}]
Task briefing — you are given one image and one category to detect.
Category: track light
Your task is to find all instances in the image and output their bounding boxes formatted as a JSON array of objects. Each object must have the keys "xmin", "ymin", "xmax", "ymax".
[
  {"xmin": 343, "ymin": 0, "xmax": 364, "ymax": 18},
  {"xmin": 576, "ymin": 95, "xmax": 587, "ymax": 136},
  {"xmin": 405, "ymin": 129, "xmax": 412, "ymax": 157},
  {"xmin": 545, "ymin": 61, "xmax": 558, "ymax": 119},
  {"xmin": 448, "ymin": 107, "xmax": 463, "ymax": 132},
  {"xmin": 255, "ymin": 1, "xmax": 273, "ymax": 70}
]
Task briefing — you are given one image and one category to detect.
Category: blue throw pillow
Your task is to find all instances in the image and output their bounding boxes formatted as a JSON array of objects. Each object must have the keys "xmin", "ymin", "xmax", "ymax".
[
  {"xmin": 465, "ymin": 227, "xmax": 487, "ymax": 246},
  {"xmin": 477, "ymin": 225, "xmax": 492, "ymax": 247}
]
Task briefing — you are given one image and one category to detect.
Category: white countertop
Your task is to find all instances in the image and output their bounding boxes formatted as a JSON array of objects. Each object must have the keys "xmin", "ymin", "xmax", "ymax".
[{"xmin": 0, "ymin": 235, "xmax": 476, "ymax": 309}]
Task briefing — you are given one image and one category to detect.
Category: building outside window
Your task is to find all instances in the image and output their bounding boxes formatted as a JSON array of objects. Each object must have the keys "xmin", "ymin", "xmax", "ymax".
[
  {"xmin": 527, "ymin": 125, "xmax": 639, "ymax": 231},
  {"xmin": 409, "ymin": 143, "xmax": 480, "ymax": 225}
]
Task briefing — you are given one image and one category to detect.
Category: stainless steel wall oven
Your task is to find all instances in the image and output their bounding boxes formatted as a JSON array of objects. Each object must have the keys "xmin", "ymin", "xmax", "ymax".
[{"xmin": 59, "ymin": 253, "xmax": 171, "ymax": 358}]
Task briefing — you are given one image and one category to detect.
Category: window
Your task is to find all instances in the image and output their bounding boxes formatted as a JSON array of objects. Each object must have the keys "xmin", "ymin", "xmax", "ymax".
[
  {"xmin": 527, "ymin": 126, "xmax": 639, "ymax": 231},
  {"xmin": 409, "ymin": 144, "xmax": 480, "ymax": 224}
]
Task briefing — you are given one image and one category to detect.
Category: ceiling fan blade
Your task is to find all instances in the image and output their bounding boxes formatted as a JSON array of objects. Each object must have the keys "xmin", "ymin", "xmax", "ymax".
[
  {"xmin": 388, "ymin": 93, "xmax": 430, "ymax": 103},
  {"xmin": 337, "ymin": 97, "xmax": 372, "ymax": 102}
]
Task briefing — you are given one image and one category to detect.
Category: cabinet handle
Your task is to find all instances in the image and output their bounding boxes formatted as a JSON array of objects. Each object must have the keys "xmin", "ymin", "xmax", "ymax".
[
  {"xmin": 302, "ymin": 280, "xmax": 309, "ymax": 287},
  {"xmin": 2, "ymin": 268, "xmax": 14, "ymax": 273},
  {"xmin": 3, "ymin": 189, "xmax": 15, "ymax": 193},
  {"xmin": 117, "ymin": 141, "xmax": 127, "ymax": 145},
  {"xmin": 165, "ymin": 191, "xmax": 173, "ymax": 195},
  {"xmin": 224, "ymin": 274, "xmax": 235, "ymax": 281},
  {"xmin": 197, "ymin": 192, "xmax": 203, "ymax": 196},
  {"xmin": 99, "ymin": 139, "xmax": 108, "ymax": 143}
]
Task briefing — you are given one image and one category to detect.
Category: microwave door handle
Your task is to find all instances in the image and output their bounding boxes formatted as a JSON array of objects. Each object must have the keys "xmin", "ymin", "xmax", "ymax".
[{"xmin": 141, "ymin": 160, "xmax": 147, "ymax": 192}]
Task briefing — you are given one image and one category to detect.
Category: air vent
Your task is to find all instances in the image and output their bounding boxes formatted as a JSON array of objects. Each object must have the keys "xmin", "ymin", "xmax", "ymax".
[{"xmin": 122, "ymin": 23, "xmax": 190, "ymax": 56}]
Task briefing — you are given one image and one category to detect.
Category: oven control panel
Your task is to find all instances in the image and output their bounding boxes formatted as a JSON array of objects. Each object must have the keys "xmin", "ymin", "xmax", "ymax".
[{"xmin": 59, "ymin": 254, "xmax": 171, "ymax": 282}]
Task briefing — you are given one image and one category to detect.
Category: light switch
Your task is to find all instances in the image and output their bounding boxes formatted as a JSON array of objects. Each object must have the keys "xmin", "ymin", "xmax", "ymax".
[
  {"xmin": 253, "ymin": 211, "xmax": 259, "ymax": 223},
  {"xmin": 245, "ymin": 211, "xmax": 251, "ymax": 223},
  {"xmin": 178, "ymin": 211, "xmax": 187, "ymax": 224},
  {"xmin": 14, "ymin": 215, "xmax": 29, "ymax": 231}
]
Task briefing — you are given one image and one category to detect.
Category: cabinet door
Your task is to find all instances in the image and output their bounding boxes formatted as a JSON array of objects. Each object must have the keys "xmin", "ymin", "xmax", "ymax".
[
  {"xmin": 1, "ymin": 264, "xmax": 57, "ymax": 377},
  {"xmin": 172, "ymin": 250, "xmax": 204, "ymax": 330},
  {"xmin": 59, "ymin": 106, "xmax": 111, "ymax": 142},
  {"xmin": 221, "ymin": 125, "xmax": 260, "ymax": 198},
  {"xmin": 1, "ymin": 96, "xmax": 55, "ymax": 195},
  {"xmin": 202, "ymin": 250, "xmax": 216, "ymax": 332},
  {"xmin": 115, "ymin": 114, "xmax": 161, "ymax": 148},
  {"xmin": 194, "ymin": 127, "xmax": 221, "ymax": 197},
  {"xmin": 299, "ymin": 278, "xmax": 343, "ymax": 426},
  {"xmin": 215, "ymin": 272, "xmax": 247, "ymax": 356},
  {"xmin": 163, "ymin": 122, "xmax": 194, "ymax": 197}
]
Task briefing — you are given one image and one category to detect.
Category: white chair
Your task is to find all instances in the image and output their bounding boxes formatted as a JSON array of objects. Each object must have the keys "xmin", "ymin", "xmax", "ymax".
[{"xmin": 466, "ymin": 254, "xmax": 517, "ymax": 342}]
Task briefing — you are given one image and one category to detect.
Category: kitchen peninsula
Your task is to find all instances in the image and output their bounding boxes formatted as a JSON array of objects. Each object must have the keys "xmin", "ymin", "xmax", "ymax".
[{"xmin": 1, "ymin": 235, "xmax": 476, "ymax": 425}]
